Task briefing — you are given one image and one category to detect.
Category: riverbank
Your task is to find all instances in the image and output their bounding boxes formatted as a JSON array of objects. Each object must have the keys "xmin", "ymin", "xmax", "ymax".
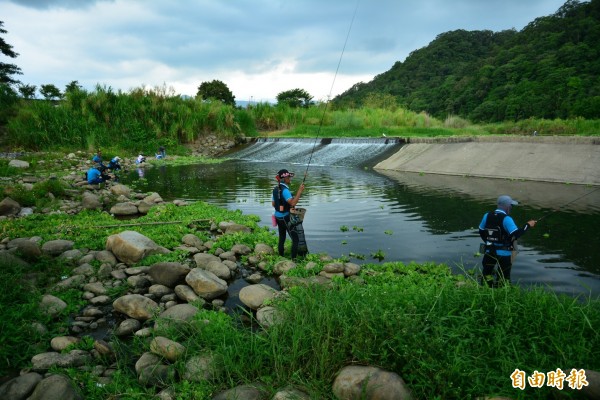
[{"xmin": 374, "ymin": 135, "xmax": 600, "ymax": 186}]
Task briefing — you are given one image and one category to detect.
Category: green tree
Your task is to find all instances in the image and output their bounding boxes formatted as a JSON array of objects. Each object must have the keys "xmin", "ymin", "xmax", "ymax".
[
  {"xmin": 276, "ymin": 88, "xmax": 313, "ymax": 108},
  {"xmin": 39, "ymin": 84, "xmax": 62, "ymax": 100},
  {"xmin": 18, "ymin": 83, "xmax": 36, "ymax": 99},
  {"xmin": 65, "ymin": 80, "xmax": 82, "ymax": 93},
  {"xmin": 0, "ymin": 21, "xmax": 22, "ymax": 85},
  {"xmin": 196, "ymin": 79, "xmax": 236, "ymax": 106}
]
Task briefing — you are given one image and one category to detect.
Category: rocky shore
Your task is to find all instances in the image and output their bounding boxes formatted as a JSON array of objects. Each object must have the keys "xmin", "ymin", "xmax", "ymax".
[{"xmin": 0, "ymin": 153, "xmax": 416, "ymax": 400}]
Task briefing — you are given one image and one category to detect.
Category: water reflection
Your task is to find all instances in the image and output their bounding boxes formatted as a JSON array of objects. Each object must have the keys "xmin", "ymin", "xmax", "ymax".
[{"xmin": 122, "ymin": 161, "xmax": 600, "ymax": 298}]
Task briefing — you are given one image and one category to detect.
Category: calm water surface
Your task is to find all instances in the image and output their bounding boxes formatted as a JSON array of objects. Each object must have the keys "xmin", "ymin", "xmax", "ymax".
[{"xmin": 120, "ymin": 140, "xmax": 600, "ymax": 299}]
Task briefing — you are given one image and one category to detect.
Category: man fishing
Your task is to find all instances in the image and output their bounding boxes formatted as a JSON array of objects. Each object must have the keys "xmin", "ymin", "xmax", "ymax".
[
  {"xmin": 272, "ymin": 169, "xmax": 306, "ymax": 259},
  {"xmin": 479, "ymin": 195, "xmax": 537, "ymax": 287}
]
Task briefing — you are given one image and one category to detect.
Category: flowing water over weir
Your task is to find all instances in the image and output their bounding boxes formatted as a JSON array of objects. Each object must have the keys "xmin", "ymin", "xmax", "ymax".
[
  {"xmin": 123, "ymin": 138, "xmax": 600, "ymax": 300},
  {"xmin": 227, "ymin": 137, "xmax": 405, "ymax": 167}
]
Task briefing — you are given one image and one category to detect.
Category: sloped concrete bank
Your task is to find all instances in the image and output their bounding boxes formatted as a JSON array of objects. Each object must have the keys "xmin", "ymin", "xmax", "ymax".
[{"xmin": 374, "ymin": 136, "xmax": 600, "ymax": 186}]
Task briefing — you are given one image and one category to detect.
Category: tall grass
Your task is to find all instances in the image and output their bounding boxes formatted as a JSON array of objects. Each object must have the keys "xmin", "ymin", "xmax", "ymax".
[{"xmin": 5, "ymin": 88, "xmax": 599, "ymax": 154}]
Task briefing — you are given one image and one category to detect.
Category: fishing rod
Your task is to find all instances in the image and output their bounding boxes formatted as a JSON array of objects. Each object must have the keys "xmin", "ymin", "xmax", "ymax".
[
  {"xmin": 536, "ymin": 185, "xmax": 600, "ymax": 222},
  {"xmin": 302, "ymin": 0, "xmax": 360, "ymax": 185}
]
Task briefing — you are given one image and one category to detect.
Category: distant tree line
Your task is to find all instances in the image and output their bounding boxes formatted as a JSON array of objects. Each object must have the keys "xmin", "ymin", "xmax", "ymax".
[{"xmin": 332, "ymin": 0, "xmax": 600, "ymax": 122}]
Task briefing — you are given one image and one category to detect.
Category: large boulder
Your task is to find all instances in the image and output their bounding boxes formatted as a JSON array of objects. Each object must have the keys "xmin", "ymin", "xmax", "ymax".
[
  {"xmin": 106, "ymin": 231, "xmax": 169, "ymax": 265},
  {"xmin": 239, "ymin": 284, "xmax": 278, "ymax": 310},
  {"xmin": 0, "ymin": 197, "xmax": 21, "ymax": 216},
  {"xmin": 185, "ymin": 268, "xmax": 227, "ymax": 300},
  {"xmin": 332, "ymin": 365, "xmax": 412, "ymax": 400},
  {"xmin": 147, "ymin": 262, "xmax": 191, "ymax": 287},
  {"xmin": 113, "ymin": 294, "xmax": 159, "ymax": 320}
]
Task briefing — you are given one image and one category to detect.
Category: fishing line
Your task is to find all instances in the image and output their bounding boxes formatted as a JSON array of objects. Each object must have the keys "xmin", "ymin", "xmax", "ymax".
[
  {"xmin": 536, "ymin": 185, "xmax": 600, "ymax": 222},
  {"xmin": 302, "ymin": 0, "xmax": 360, "ymax": 184}
]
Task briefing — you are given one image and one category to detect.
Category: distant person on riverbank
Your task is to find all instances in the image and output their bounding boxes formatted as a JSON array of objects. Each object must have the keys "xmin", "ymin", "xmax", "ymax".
[
  {"xmin": 92, "ymin": 150, "xmax": 106, "ymax": 171},
  {"xmin": 107, "ymin": 156, "xmax": 121, "ymax": 171},
  {"xmin": 272, "ymin": 169, "xmax": 305, "ymax": 259},
  {"xmin": 136, "ymin": 154, "xmax": 146, "ymax": 164},
  {"xmin": 478, "ymin": 195, "xmax": 536, "ymax": 287},
  {"xmin": 156, "ymin": 145, "xmax": 166, "ymax": 159},
  {"xmin": 86, "ymin": 166, "xmax": 110, "ymax": 185}
]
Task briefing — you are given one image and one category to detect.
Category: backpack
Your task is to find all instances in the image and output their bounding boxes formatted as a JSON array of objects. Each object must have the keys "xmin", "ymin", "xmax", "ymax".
[{"xmin": 484, "ymin": 211, "xmax": 509, "ymax": 246}]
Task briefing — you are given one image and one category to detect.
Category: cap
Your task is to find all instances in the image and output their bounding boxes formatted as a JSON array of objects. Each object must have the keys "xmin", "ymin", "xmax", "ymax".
[
  {"xmin": 497, "ymin": 195, "xmax": 519, "ymax": 207},
  {"xmin": 277, "ymin": 169, "xmax": 295, "ymax": 178}
]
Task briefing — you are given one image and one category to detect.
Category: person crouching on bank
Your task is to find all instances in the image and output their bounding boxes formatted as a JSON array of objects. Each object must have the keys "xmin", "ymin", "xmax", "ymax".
[{"xmin": 272, "ymin": 169, "xmax": 305, "ymax": 259}]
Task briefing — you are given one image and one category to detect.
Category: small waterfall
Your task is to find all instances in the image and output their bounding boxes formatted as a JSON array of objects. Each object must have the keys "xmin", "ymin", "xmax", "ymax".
[{"xmin": 227, "ymin": 137, "xmax": 405, "ymax": 167}]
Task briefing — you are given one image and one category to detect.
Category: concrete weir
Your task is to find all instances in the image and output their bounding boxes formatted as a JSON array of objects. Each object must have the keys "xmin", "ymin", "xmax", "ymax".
[{"xmin": 373, "ymin": 136, "xmax": 600, "ymax": 186}]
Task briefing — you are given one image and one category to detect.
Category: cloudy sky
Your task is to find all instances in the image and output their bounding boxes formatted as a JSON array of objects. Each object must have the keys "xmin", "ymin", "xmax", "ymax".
[{"xmin": 2, "ymin": 0, "xmax": 567, "ymax": 103}]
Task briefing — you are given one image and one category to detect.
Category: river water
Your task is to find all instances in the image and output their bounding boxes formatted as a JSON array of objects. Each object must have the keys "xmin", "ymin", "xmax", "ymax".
[{"xmin": 120, "ymin": 138, "xmax": 600, "ymax": 299}]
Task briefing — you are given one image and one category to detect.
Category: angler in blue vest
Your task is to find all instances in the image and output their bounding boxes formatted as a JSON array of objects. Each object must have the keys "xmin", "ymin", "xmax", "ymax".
[
  {"xmin": 478, "ymin": 195, "xmax": 536, "ymax": 287},
  {"xmin": 272, "ymin": 169, "xmax": 305, "ymax": 259},
  {"xmin": 86, "ymin": 166, "xmax": 109, "ymax": 185}
]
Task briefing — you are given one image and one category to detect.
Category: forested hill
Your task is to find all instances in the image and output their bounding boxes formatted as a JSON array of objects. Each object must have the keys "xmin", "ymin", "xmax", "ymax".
[{"xmin": 332, "ymin": 0, "xmax": 600, "ymax": 122}]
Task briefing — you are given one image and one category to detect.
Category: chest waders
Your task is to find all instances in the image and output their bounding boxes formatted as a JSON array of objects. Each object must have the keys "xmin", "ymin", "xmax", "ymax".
[{"xmin": 273, "ymin": 185, "xmax": 309, "ymax": 256}]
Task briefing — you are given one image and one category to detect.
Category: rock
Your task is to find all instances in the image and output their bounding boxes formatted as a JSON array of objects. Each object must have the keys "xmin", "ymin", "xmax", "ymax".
[
  {"xmin": 115, "ymin": 318, "xmax": 142, "ymax": 336},
  {"xmin": 41, "ymin": 239, "xmax": 74, "ymax": 256},
  {"xmin": 148, "ymin": 262, "xmax": 191, "ymax": 287},
  {"xmin": 204, "ymin": 260, "xmax": 232, "ymax": 280},
  {"xmin": 40, "ymin": 294, "xmax": 67, "ymax": 317},
  {"xmin": 8, "ymin": 159, "xmax": 29, "ymax": 168},
  {"xmin": 81, "ymin": 191, "xmax": 101, "ymax": 210},
  {"xmin": 272, "ymin": 387, "xmax": 310, "ymax": 400},
  {"xmin": 185, "ymin": 268, "xmax": 228, "ymax": 300},
  {"xmin": 106, "ymin": 230, "xmax": 170, "ymax": 265},
  {"xmin": 143, "ymin": 192, "xmax": 163, "ymax": 203},
  {"xmin": 110, "ymin": 202, "xmax": 138, "ymax": 216},
  {"xmin": 273, "ymin": 260, "xmax": 296, "ymax": 275},
  {"xmin": 110, "ymin": 184, "xmax": 131, "ymax": 197},
  {"xmin": 50, "ymin": 336, "xmax": 80, "ymax": 351},
  {"xmin": 27, "ymin": 374, "xmax": 82, "ymax": 400},
  {"xmin": 31, "ymin": 350, "xmax": 91, "ymax": 371},
  {"xmin": 150, "ymin": 336, "xmax": 186, "ymax": 362},
  {"xmin": 174, "ymin": 284, "xmax": 203, "ymax": 304},
  {"xmin": 95, "ymin": 250, "xmax": 117, "ymax": 265},
  {"xmin": 7, "ymin": 238, "xmax": 42, "ymax": 261},
  {"xmin": 193, "ymin": 252, "xmax": 221, "ymax": 268},
  {"xmin": 182, "ymin": 233, "xmax": 204, "ymax": 249},
  {"xmin": 212, "ymin": 383, "xmax": 267, "ymax": 400},
  {"xmin": 256, "ymin": 306, "xmax": 280, "ymax": 328},
  {"xmin": 323, "ymin": 262, "xmax": 345, "ymax": 273},
  {"xmin": 0, "ymin": 372, "xmax": 43, "ymax": 400},
  {"xmin": 135, "ymin": 352, "xmax": 173, "ymax": 387},
  {"xmin": 582, "ymin": 369, "xmax": 600, "ymax": 400},
  {"xmin": 332, "ymin": 365, "xmax": 412, "ymax": 400},
  {"xmin": 113, "ymin": 294, "xmax": 159, "ymax": 320},
  {"xmin": 239, "ymin": 284, "xmax": 278, "ymax": 310},
  {"xmin": 155, "ymin": 303, "xmax": 200, "ymax": 331},
  {"xmin": 0, "ymin": 197, "xmax": 21, "ymax": 216},
  {"xmin": 254, "ymin": 243, "xmax": 274, "ymax": 255},
  {"xmin": 183, "ymin": 353, "xmax": 221, "ymax": 382},
  {"xmin": 344, "ymin": 262, "xmax": 361, "ymax": 276},
  {"xmin": 231, "ymin": 244, "xmax": 252, "ymax": 256},
  {"xmin": 0, "ymin": 250, "xmax": 29, "ymax": 268},
  {"xmin": 137, "ymin": 201, "xmax": 153, "ymax": 214}
]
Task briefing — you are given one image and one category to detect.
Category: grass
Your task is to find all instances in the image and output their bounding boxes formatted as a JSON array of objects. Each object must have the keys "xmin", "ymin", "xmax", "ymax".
[{"xmin": 1, "ymin": 200, "xmax": 598, "ymax": 398}]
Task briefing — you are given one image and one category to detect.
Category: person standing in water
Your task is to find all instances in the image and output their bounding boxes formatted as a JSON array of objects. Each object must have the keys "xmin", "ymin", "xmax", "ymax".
[
  {"xmin": 272, "ymin": 169, "xmax": 305, "ymax": 259},
  {"xmin": 479, "ymin": 195, "xmax": 537, "ymax": 287}
]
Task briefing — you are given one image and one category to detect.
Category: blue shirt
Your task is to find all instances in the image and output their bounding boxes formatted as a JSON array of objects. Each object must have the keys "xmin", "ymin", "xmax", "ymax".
[
  {"xmin": 479, "ymin": 209, "xmax": 518, "ymax": 256},
  {"xmin": 87, "ymin": 167, "xmax": 101, "ymax": 183},
  {"xmin": 272, "ymin": 183, "xmax": 293, "ymax": 218},
  {"xmin": 92, "ymin": 155, "xmax": 102, "ymax": 163}
]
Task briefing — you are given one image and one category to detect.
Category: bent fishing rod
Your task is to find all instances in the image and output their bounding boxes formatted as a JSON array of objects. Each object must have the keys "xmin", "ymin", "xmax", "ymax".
[
  {"xmin": 301, "ymin": 0, "xmax": 360, "ymax": 185},
  {"xmin": 536, "ymin": 185, "xmax": 600, "ymax": 222}
]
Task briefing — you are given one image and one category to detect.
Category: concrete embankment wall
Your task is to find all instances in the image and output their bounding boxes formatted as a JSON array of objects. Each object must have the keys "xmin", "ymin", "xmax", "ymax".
[{"xmin": 373, "ymin": 136, "xmax": 600, "ymax": 186}]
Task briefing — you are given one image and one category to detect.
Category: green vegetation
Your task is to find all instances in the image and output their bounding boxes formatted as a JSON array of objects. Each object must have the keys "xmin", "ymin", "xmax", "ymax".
[
  {"xmin": 333, "ymin": 0, "xmax": 600, "ymax": 122},
  {"xmin": 1, "ymin": 199, "xmax": 598, "ymax": 399}
]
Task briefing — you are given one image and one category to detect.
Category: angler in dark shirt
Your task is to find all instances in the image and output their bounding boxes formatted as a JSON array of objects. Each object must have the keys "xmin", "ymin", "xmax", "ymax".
[
  {"xmin": 271, "ymin": 169, "xmax": 305, "ymax": 259},
  {"xmin": 478, "ymin": 195, "xmax": 536, "ymax": 287}
]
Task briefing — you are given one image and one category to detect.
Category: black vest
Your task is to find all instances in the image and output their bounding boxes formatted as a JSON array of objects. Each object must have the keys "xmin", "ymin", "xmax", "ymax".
[
  {"xmin": 273, "ymin": 184, "xmax": 291, "ymax": 213},
  {"xmin": 484, "ymin": 211, "xmax": 512, "ymax": 249}
]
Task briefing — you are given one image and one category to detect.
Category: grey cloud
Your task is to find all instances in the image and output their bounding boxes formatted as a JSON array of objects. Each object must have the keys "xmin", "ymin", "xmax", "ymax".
[{"xmin": 5, "ymin": 0, "xmax": 112, "ymax": 9}]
